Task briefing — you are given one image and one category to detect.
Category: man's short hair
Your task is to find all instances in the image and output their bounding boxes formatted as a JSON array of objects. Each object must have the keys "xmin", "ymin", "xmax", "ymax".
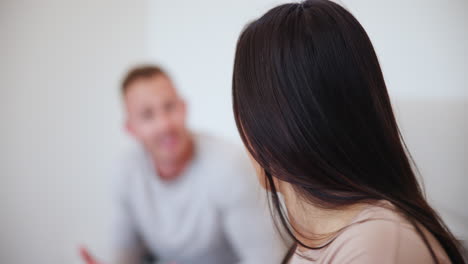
[{"xmin": 121, "ymin": 65, "xmax": 167, "ymax": 94}]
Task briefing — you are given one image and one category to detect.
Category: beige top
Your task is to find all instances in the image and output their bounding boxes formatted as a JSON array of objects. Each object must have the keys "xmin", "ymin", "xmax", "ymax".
[{"xmin": 289, "ymin": 201, "xmax": 451, "ymax": 264}]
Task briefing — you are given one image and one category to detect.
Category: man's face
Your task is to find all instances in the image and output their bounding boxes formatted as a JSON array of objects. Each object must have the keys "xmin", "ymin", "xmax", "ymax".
[{"xmin": 124, "ymin": 74, "xmax": 189, "ymax": 161}]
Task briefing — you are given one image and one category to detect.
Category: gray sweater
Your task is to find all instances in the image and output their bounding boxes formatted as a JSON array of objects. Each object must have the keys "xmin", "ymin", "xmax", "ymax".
[{"xmin": 110, "ymin": 133, "xmax": 285, "ymax": 264}]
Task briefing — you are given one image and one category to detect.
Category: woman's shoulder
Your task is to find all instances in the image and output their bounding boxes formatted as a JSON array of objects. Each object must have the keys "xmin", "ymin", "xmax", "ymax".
[{"xmin": 290, "ymin": 201, "xmax": 450, "ymax": 264}]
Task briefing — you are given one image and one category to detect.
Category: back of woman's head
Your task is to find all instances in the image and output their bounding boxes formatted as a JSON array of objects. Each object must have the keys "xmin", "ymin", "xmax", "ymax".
[{"xmin": 232, "ymin": 0, "xmax": 464, "ymax": 263}]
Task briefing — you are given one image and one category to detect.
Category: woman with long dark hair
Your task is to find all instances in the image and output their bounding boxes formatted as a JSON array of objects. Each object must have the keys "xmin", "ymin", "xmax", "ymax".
[{"xmin": 232, "ymin": 0, "xmax": 465, "ymax": 263}]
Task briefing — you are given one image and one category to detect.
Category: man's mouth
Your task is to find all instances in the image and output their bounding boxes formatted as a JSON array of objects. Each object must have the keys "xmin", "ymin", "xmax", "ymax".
[{"xmin": 158, "ymin": 134, "xmax": 178, "ymax": 149}]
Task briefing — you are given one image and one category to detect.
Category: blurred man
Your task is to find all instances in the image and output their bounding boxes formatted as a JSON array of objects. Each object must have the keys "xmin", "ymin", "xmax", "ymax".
[{"xmin": 81, "ymin": 65, "xmax": 285, "ymax": 264}]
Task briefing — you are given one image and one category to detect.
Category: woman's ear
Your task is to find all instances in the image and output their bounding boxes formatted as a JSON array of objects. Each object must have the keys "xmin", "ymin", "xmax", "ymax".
[
  {"xmin": 272, "ymin": 175, "xmax": 284, "ymax": 194},
  {"xmin": 263, "ymin": 169, "xmax": 285, "ymax": 194},
  {"xmin": 245, "ymin": 150, "xmax": 269, "ymax": 190},
  {"xmin": 258, "ymin": 168, "xmax": 269, "ymax": 191}
]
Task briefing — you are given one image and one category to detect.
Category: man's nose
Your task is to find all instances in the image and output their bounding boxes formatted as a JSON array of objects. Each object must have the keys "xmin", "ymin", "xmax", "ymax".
[{"xmin": 155, "ymin": 112, "xmax": 172, "ymax": 132}]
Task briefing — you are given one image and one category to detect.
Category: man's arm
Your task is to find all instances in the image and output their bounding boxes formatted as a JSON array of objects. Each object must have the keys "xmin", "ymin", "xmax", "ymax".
[{"xmin": 109, "ymin": 160, "xmax": 148, "ymax": 264}]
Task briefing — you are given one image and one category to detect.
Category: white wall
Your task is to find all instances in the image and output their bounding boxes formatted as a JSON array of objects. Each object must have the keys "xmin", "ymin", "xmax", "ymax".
[
  {"xmin": 0, "ymin": 0, "xmax": 147, "ymax": 263},
  {"xmin": 147, "ymin": 0, "xmax": 468, "ymax": 240},
  {"xmin": 1, "ymin": 0, "xmax": 467, "ymax": 263},
  {"xmin": 146, "ymin": 0, "xmax": 288, "ymax": 143}
]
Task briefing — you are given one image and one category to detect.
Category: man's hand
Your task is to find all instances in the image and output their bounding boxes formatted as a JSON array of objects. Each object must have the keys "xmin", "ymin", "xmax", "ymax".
[
  {"xmin": 79, "ymin": 246, "xmax": 103, "ymax": 264},
  {"xmin": 79, "ymin": 246, "xmax": 177, "ymax": 264}
]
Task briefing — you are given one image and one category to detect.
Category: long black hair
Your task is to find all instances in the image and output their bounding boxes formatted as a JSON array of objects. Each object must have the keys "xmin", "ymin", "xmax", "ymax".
[{"xmin": 232, "ymin": 0, "xmax": 465, "ymax": 263}]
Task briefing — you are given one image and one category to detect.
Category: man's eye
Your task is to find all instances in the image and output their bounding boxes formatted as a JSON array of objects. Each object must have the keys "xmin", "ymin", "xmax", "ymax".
[{"xmin": 165, "ymin": 102, "xmax": 176, "ymax": 112}]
